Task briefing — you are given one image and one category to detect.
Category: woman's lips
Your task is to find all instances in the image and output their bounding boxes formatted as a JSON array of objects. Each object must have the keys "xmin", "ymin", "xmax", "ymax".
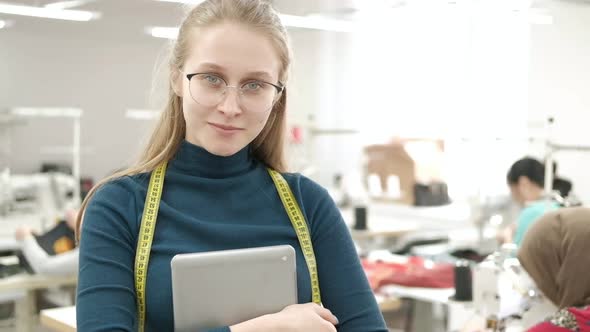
[{"xmin": 209, "ymin": 122, "xmax": 244, "ymax": 134}]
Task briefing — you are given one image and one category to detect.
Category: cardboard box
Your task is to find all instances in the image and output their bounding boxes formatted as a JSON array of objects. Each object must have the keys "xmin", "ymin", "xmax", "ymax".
[
  {"xmin": 364, "ymin": 139, "xmax": 446, "ymax": 205},
  {"xmin": 364, "ymin": 143, "xmax": 416, "ymax": 205}
]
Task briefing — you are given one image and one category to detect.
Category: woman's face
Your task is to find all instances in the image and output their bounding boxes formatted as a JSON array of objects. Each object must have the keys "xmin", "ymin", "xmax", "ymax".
[
  {"xmin": 509, "ymin": 176, "xmax": 543, "ymax": 205},
  {"xmin": 175, "ymin": 22, "xmax": 282, "ymax": 157},
  {"xmin": 509, "ymin": 183, "xmax": 525, "ymax": 205}
]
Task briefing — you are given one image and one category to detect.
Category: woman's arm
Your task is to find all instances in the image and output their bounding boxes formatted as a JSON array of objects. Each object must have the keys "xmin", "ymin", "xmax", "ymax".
[
  {"xmin": 298, "ymin": 177, "xmax": 388, "ymax": 332},
  {"xmin": 76, "ymin": 180, "xmax": 139, "ymax": 331},
  {"xmin": 19, "ymin": 235, "xmax": 78, "ymax": 275}
]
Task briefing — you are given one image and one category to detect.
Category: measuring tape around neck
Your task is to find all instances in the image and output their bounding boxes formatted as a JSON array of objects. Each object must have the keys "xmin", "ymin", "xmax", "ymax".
[
  {"xmin": 134, "ymin": 162, "xmax": 167, "ymax": 332},
  {"xmin": 267, "ymin": 168, "xmax": 322, "ymax": 305},
  {"xmin": 134, "ymin": 163, "xmax": 321, "ymax": 331}
]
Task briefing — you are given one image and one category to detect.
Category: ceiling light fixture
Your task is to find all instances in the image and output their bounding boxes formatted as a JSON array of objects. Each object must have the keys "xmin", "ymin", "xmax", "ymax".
[
  {"xmin": 44, "ymin": 0, "xmax": 96, "ymax": 10},
  {"xmin": 125, "ymin": 109, "xmax": 162, "ymax": 120},
  {"xmin": 146, "ymin": 14, "xmax": 353, "ymax": 39},
  {"xmin": 150, "ymin": 0, "xmax": 353, "ymax": 33},
  {"xmin": 146, "ymin": 26, "xmax": 179, "ymax": 39},
  {"xmin": 0, "ymin": 2, "xmax": 100, "ymax": 21},
  {"xmin": 280, "ymin": 14, "xmax": 353, "ymax": 32},
  {"xmin": 11, "ymin": 107, "xmax": 83, "ymax": 118}
]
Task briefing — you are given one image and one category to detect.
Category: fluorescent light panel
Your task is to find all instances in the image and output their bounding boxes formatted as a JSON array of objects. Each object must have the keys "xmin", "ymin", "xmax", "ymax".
[
  {"xmin": 150, "ymin": 0, "xmax": 353, "ymax": 33},
  {"xmin": 280, "ymin": 14, "xmax": 353, "ymax": 32},
  {"xmin": 11, "ymin": 107, "xmax": 83, "ymax": 118},
  {"xmin": 146, "ymin": 26, "xmax": 179, "ymax": 39},
  {"xmin": 147, "ymin": 13, "xmax": 353, "ymax": 39},
  {"xmin": 44, "ymin": 0, "xmax": 96, "ymax": 10},
  {"xmin": 0, "ymin": 2, "xmax": 100, "ymax": 21},
  {"xmin": 0, "ymin": 18, "xmax": 14, "ymax": 29},
  {"xmin": 125, "ymin": 109, "xmax": 161, "ymax": 120}
]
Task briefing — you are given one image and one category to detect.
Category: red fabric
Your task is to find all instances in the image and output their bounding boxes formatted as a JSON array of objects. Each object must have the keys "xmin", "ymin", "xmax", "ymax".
[
  {"xmin": 362, "ymin": 257, "xmax": 455, "ymax": 290},
  {"xmin": 570, "ymin": 306, "xmax": 590, "ymax": 331},
  {"xmin": 527, "ymin": 307, "xmax": 590, "ymax": 332},
  {"xmin": 528, "ymin": 322, "xmax": 574, "ymax": 332}
]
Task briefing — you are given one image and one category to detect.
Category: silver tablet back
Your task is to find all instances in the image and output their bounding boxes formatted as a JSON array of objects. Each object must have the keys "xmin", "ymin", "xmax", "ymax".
[{"xmin": 171, "ymin": 245, "xmax": 297, "ymax": 331}]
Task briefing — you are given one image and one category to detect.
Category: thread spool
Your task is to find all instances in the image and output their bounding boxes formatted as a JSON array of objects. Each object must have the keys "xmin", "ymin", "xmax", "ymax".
[
  {"xmin": 353, "ymin": 206, "xmax": 367, "ymax": 230},
  {"xmin": 453, "ymin": 260, "xmax": 473, "ymax": 301}
]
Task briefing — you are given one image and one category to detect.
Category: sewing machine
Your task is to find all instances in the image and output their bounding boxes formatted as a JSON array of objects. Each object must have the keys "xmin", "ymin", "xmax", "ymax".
[
  {"xmin": 1, "ymin": 172, "xmax": 76, "ymax": 226},
  {"xmin": 472, "ymin": 245, "xmax": 556, "ymax": 331}
]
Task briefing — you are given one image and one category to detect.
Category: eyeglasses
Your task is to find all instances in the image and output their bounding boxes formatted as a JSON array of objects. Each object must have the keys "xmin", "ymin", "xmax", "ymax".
[{"xmin": 183, "ymin": 72, "xmax": 284, "ymax": 113}]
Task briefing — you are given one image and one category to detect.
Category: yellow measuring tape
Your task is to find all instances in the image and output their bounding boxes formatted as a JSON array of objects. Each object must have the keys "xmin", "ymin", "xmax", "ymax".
[
  {"xmin": 134, "ymin": 162, "xmax": 167, "ymax": 332},
  {"xmin": 267, "ymin": 169, "xmax": 322, "ymax": 305},
  {"xmin": 134, "ymin": 162, "xmax": 321, "ymax": 331}
]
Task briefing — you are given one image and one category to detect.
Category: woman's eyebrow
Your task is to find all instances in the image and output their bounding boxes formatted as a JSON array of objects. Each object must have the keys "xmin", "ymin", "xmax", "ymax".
[
  {"xmin": 193, "ymin": 62, "xmax": 226, "ymax": 72},
  {"xmin": 243, "ymin": 71, "xmax": 274, "ymax": 81},
  {"xmin": 194, "ymin": 62, "xmax": 275, "ymax": 81}
]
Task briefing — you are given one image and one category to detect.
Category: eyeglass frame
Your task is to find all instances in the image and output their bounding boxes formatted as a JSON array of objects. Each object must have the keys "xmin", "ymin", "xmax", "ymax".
[{"xmin": 181, "ymin": 71, "xmax": 285, "ymax": 111}]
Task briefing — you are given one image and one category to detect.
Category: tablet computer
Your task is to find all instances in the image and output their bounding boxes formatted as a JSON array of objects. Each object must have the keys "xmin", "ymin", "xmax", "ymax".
[{"xmin": 171, "ymin": 245, "xmax": 298, "ymax": 331}]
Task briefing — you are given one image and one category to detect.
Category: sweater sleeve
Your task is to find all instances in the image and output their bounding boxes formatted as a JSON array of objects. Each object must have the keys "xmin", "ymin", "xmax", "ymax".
[
  {"xmin": 299, "ymin": 177, "xmax": 387, "ymax": 332},
  {"xmin": 76, "ymin": 180, "xmax": 139, "ymax": 332},
  {"xmin": 20, "ymin": 236, "xmax": 78, "ymax": 276}
]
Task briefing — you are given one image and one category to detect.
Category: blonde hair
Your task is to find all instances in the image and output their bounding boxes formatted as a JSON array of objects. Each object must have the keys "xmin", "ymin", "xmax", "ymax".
[{"xmin": 76, "ymin": 0, "xmax": 292, "ymax": 239}]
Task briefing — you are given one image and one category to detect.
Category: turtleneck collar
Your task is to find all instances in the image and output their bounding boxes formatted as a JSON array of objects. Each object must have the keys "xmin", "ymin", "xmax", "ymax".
[{"xmin": 169, "ymin": 140, "xmax": 256, "ymax": 178}]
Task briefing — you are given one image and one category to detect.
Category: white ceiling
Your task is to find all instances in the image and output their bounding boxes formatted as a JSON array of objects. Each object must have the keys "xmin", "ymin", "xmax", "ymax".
[
  {"xmin": 0, "ymin": 0, "xmax": 185, "ymax": 41},
  {"xmin": 0, "ymin": 0, "xmax": 364, "ymax": 41},
  {"xmin": 1, "ymin": 0, "xmax": 589, "ymax": 41}
]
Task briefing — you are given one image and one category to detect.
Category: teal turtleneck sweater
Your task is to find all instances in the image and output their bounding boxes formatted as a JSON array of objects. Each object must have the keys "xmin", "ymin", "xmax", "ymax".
[{"xmin": 76, "ymin": 140, "xmax": 387, "ymax": 331}]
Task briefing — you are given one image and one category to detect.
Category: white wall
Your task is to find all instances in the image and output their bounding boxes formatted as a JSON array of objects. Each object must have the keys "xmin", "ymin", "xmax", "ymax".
[
  {"xmin": 0, "ymin": 25, "xmax": 322, "ymax": 182},
  {"xmin": 527, "ymin": 0, "xmax": 590, "ymax": 202},
  {"xmin": 0, "ymin": 30, "xmax": 165, "ymax": 180},
  {"xmin": 305, "ymin": 31, "xmax": 364, "ymax": 186}
]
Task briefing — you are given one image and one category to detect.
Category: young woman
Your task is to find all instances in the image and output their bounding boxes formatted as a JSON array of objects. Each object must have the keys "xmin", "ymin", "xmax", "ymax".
[
  {"xmin": 518, "ymin": 207, "xmax": 590, "ymax": 332},
  {"xmin": 75, "ymin": 1, "xmax": 387, "ymax": 331},
  {"xmin": 501, "ymin": 157, "xmax": 563, "ymax": 246}
]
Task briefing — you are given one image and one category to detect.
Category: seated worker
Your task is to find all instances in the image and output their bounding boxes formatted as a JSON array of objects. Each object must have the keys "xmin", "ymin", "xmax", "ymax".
[
  {"xmin": 500, "ymin": 157, "xmax": 570, "ymax": 246},
  {"xmin": 15, "ymin": 209, "xmax": 79, "ymax": 276},
  {"xmin": 518, "ymin": 207, "xmax": 590, "ymax": 332}
]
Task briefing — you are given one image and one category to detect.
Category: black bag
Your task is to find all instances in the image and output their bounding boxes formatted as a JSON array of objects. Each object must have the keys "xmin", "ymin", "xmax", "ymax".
[{"xmin": 413, "ymin": 182, "xmax": 451, "ymax": 206}]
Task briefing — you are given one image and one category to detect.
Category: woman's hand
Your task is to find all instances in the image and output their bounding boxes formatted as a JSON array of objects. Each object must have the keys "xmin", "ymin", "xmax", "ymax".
[
  {"xmin": 15, "ymin": 226, "xmax": 35, "ymax": 241},
  {"xmin": 230, "ymin": 303, "xmax": 338, "ymax": 332},
  {"xmin": 276, "ymin": 303, "xmax": 338, "ymax": 331},
  {"xmin": 496, "ymin": 223, "xmax": 515, "ymax": 244}
]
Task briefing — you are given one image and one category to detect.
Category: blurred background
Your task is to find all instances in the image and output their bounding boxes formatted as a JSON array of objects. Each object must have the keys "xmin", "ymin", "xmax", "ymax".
[{"xmin": 2, "ymin": 0, "xmax": 590, "ymax": 202}]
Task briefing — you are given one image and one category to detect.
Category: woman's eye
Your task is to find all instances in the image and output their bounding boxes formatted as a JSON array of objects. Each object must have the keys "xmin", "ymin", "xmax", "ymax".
[
  {"xmin": 204, "ymin": 75, "xmax": 222, "ymax": 85},
  {"xmin": 244, "ymin": 82, "xmax": 262, "ymax": 90}
]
